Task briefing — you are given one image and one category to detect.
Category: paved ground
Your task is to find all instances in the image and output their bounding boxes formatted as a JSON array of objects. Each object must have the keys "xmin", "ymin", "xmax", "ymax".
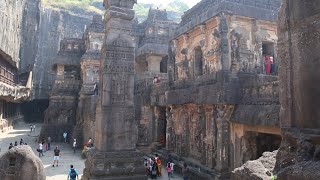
[{"xmin": 0, "ymin": 122, "xmax": 182, "ymax": 180}]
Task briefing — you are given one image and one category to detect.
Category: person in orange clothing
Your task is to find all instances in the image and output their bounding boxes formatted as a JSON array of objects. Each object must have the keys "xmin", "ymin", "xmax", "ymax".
[{"xmin": 156, "ymin": 157, "xmax": 162, "ymax": 176}]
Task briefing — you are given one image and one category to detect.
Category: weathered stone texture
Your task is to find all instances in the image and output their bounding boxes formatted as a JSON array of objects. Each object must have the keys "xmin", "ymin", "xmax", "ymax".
[
  {"xmin": 83, "ymin": 1, "xmax": 146, "ymax": 179},
  {"xmin": 0, "ymin": 0, "xmax": 26, "ymax": 66},
  {"xmin": 275, "ymin": 0, "xmax": 320, "ymax": 179},
  {"xmin": 232, "ymin": 150, "xmax": 277, "ymax": 180},
  {"xmin": 135, "ymin": 1, "xmax": 282, "ymax": 179},
  {"xmin": 32, "ymin": 7, "xmax": 92, "ymax": 100},
  {"xmin": 19, "ymin": 0, "xmax": 41, "ymax": 73},
  {"xmin": 278, "ymin": 0, "xmax": 320, "ymax": 129},
  {"xmin": 0, "ymin": 145, "xmax": 45, "ymax": 180}
]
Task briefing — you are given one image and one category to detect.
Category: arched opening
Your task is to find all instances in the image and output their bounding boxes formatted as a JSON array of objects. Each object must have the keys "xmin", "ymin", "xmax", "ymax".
[{"xmin": 194, "ymin": 46, "xmax": 203, "ymax": 77}]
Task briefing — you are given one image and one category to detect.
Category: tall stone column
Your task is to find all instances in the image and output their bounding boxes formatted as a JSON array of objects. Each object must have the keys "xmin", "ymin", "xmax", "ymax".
[
  {"xmin": 82, "ymin": 0, "xmax": 146, "ymax": 179},
  {"xmin": 275, "ymin": 1, "xmax": 320, "ymax": 178},
  {"xmin": 279, "ymin": 0, "xmax": 320, "ymax": 129}
]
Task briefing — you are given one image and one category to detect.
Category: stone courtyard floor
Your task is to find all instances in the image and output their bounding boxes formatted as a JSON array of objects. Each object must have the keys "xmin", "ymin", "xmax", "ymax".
[{"xmin": 0, "ymin": 122, "xmax": 182, "ymax": 180}]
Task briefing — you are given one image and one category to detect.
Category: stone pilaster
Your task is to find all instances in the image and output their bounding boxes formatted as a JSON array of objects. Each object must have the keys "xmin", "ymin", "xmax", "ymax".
[{"xmin": 82, "ymin": 0, "xmax": 146, "ymax": 179}]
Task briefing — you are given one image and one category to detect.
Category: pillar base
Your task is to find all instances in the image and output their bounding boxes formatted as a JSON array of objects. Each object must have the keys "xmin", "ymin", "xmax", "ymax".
[{"xmin": 82, "ymin": 149, "xmax": 147, "ymax": 180}]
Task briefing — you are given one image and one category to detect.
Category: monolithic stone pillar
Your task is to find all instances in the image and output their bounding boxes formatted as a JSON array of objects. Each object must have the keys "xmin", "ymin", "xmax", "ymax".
[
  {"xmin": 215, "ymin": 105, "xmax": 234, "ymax": 178},
  {"xmin": 82, "ymin": 0, "xmax": 146, "ymax": 179},
  {"xmin": 278, "ymin": 0, "xmax": 320, "ymax": 129},
  {"xmin": 275, "ymin": 1, "xmax": 320, "ymax": 178}
]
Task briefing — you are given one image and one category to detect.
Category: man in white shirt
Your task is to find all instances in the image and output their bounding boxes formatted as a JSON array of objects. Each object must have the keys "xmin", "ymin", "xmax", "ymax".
[
  {"xmin": 63, "ymin": 132, "xmax": 68, "ymax": 143},
  {"xmin": 170, "ymin": 162, "xmax": 175, "ymax": 177},
  {"xmin": 73, "ymin": 139, "xmax": 76, "ymax": 154},
  {"xmin": 38, "ymin": 143, "xmax": 44, "ymax": 157}
]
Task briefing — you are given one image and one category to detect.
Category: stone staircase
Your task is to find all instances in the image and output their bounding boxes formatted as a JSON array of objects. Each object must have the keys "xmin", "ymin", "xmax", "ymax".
[{"xmin": 145, "ymin": 149, "xmax": 221, "ymax": 180}]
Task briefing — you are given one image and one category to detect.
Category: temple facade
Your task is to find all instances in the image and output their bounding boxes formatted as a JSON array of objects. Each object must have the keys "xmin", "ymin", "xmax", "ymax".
[
  {"xmin": 41, "ymin": 0, "xmax": 283, "ymax": 179},
  {"xmin": 135, "ymin": 0, "xmax": 282, "ymax": 179}
]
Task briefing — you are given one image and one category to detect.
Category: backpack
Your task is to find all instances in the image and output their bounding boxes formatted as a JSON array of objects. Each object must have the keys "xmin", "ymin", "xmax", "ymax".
[{"xmin": 70, "ymin": 169, "xmax": 77, "ymax": 178}]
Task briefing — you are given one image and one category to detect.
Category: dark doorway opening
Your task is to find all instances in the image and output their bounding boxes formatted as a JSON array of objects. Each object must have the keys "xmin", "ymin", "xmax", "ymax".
[
  {"xmin": 22, "ymin": 99, "xmax": 49, "ymax": 123},
  {"xmin": 157, "ymin": 107, "xmax": 167, "ymax": 147},
  {"xmin": 262, "ymin": 42, "xmax": 274, "ymax": 56},
  {"xmin": 262, "ymin": 42, "xmax": 276, "ymax": 75},
  {"xmin": 256, "ymin": 132, "xmax": 281, "ymax": 158},
  {"xmin": 160, "ymin": 56, "xmax": 168, "ymax": 73},
  {"xmin": 194, "ymin": 46, "xmax": 203, "ymax": 77}
]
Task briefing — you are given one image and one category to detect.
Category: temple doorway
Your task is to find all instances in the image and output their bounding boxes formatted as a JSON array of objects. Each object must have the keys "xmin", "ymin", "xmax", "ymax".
[
  {"xmin": 255, "ymin": 132, "xmax": 281, "ymax": 158},
  {"xmin": 156, "ymin": 107, "xmax": 167, "ymax": 147}
]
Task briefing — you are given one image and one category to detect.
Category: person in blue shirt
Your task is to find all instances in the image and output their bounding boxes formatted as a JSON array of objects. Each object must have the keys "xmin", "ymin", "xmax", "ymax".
[{"xmin": 68, "ymin": 164, "xmax": 78, "ymax": 180}]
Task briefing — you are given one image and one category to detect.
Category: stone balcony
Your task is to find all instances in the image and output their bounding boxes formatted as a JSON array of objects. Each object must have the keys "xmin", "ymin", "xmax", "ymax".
[{"xmin": 0, "ymin": 82, "xmax": 31, "ymax": 101}]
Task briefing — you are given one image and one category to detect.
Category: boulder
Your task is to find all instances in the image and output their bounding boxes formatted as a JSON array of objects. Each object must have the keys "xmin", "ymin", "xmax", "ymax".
[
  {"xmin": 231, "ymin": 150, "xmax": 278, "ymax": 180},
  {"xmin": 0, "ymin": 145, "xmax": 45, "ymax": 180}
]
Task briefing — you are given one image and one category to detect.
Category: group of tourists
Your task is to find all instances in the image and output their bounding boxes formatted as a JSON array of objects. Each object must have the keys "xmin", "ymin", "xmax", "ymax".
[
  {"xmin": 144, "ymin": 154, "xmax": 190, "ymax": 180},
  {"xmin": 37, "ymin": 136, "xmax": 52, "ymax": 157},
  {"xmin": 8, "ymin": 138, "xmax": 27, "ymax": 150},
  {"xmin": 145, "ymin": 154, "xmax": 163, "ymax": 179}
]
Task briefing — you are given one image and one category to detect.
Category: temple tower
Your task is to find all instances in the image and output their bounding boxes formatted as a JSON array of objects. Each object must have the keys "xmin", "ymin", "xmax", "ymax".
[{"xmin": 82, "ymin": 0, "xmax": 146, "ymax": 179}]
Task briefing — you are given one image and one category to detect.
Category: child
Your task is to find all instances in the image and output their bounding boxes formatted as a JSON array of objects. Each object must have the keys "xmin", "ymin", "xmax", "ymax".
[{"xmin": 167, "ymin": 162, "xmax": 172, "ymax": 180}]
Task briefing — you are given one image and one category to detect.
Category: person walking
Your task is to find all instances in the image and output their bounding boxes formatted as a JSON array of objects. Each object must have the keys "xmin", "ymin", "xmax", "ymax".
[
  {"xmin": 30, "ymin": 125, "xmax": 33, "ymax": 133},
  {"xmin": 38, "ymin": 142, "xmax": 44, "ymax": 157},
  {"xmin": 170, "ymin": 161, "xmax": 175, "ymax": 178},
  {"xmin": 8, "ymin": 143, "xmax": 13, "ymax": 150},
  {"xmin": 47, "ymin": 137, "xmax": 51, "ymax": 150},
  {"xmin": 33, "ymin": 124, "xmax": 36, "ymax": 133},
  {"xmin": 72, "ymin": 139, "xmax": 76, "ymax": 154},
  {"xmin": 52, "ymin": 146, "xmax": 60, "ymax": 167},
  {"xmin": 151, "ymin": 160, "xmax": 158, "ymax": 179},
  {"xmin": 167, "ymin": 162, "xmax": 172, "ymax": 180},
  {"xmin": 63, "ymin": 132, "xmax": 68, "ymax": 143},
  {"xmin": 182, "ymin": 163, "xmax": 190, "ymax": 180},
  {"xmin": 68, "ymin": 164, "xmax": 79, "ymax": 180},
  {"xmin": 156, "ymin": 157, "xmax": 162, "ymax": 176}
]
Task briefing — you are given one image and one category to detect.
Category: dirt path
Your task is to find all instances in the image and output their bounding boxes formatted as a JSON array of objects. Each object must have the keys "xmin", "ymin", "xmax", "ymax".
[
  {"xmin": 0, "ymin": 122, "xmax": 85, "ymax": 180},
  {"xmin": 0, "ymin": 122, "xmax": 182, "ymax": 180}
]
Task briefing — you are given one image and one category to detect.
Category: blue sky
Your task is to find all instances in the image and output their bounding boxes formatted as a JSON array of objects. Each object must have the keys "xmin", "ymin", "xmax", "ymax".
[{"xmin": 137, "ymin": 0, "xmax": 201, "ymax": 8}]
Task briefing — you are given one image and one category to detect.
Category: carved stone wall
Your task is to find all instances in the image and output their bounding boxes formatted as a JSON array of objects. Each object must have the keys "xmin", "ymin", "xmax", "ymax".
[{"xmin": 172, "ymin": 14, "xmax": 278, "ymax": 81}]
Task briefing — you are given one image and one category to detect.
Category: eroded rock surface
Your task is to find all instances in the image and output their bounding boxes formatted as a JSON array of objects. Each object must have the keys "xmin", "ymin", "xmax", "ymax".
[
  {"xmin": 0, "ymin": 145, "xmax": 45, "ymax": 180},
  {"xmin": 232, "ymin": 150, "xmax": 277, "ymax": 180}
]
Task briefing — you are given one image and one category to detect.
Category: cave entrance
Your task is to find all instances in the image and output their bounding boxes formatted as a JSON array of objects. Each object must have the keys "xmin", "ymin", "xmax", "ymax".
[
  {"xmin": 255, "ymin": 132, "xmax": 281, "ymax": 158},
  {"xmin": 156, "ymin": 107, "xmax": 167, "ymax": 147},
  {"xmin": 22, "ymin": 99, "xmax": 49, "ymax": 123}
]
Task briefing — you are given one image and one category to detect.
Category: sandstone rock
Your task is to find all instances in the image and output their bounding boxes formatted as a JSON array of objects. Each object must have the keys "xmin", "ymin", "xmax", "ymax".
[
  {"xmin": 277, "ymin": 161, "xmax": 320, "ymax": 180},
  {"xmin": 232, "ymin": 150, "xmax": 278, "ymax": 180},
  {"xmin": 0, "ymin": 145, "xmax": 45, "ymax": 180}
]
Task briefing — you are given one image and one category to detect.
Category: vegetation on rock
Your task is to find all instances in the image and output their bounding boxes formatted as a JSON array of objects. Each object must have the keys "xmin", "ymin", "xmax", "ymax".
[{"xmin": 41, "ymin": 0, "xmax": 189, "ymax": 22}]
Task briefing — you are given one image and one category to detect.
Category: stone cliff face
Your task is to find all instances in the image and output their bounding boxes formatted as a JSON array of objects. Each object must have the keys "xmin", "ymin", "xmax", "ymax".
[
  {"xmin": 32, "ymin": 7, "xmax": 93, "ymax": 100},
  {"xmin": 0, "ymin": 0, "xmax": 28, "ymax": 66},
  {"xmin": 19, "ymin": 0, "xmax": 41, "ymax": 73}
]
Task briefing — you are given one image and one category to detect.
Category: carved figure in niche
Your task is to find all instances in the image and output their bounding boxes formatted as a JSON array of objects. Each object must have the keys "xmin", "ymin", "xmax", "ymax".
[
  {"xmin": 138, "ymin": 124, "xmax": 148, "ymax": 144},
  {"xmin": 230, "ymin": 30, "xmax": 241, "ymax": 72},
  {"xmin": 211, "ymin": 106, "xmax": 218, "ymax": 167},
  {"xmin": 212, "ymin": 28, "xmax": 221, "ymax": 52}
]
